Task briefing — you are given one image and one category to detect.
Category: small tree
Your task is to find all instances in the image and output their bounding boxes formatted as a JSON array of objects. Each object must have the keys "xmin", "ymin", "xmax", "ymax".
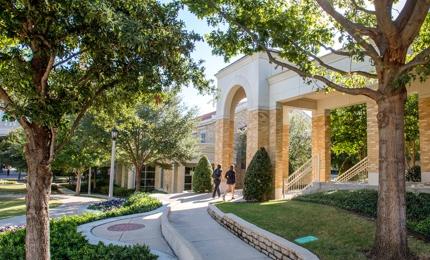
[
  {"xmin": 243, "ymin": 147, "xmax": 272, "ymax": 202},
  {"xmin": 0, "ymin": 129, "xmax": 27, "ymax": 174},
  {"xmin": 192, "ymin": 156, "xmax": 212, "ymax": 193}
]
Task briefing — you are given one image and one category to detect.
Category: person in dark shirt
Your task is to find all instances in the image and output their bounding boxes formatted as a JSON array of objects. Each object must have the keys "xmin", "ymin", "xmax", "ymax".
[
  {"xmin": 223, "ymin": 165, "xmax": 236, "ymax": 201},
  {"xmin": 212, "ymin": 164, "xmax": 222, "ymax": 198}
]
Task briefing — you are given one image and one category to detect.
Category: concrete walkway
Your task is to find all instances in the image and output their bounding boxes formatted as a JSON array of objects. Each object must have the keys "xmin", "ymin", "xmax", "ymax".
[
  {"xmin": 165, "ymin": 192, "xmax": 268, "ymax": 260},
  {"xmin": 85, "ymin": 209, "xmax": 176, "ymax": 260},
  {"xmin": 0, "ymin": 195, "xmax": 103, "ymax": 227}
]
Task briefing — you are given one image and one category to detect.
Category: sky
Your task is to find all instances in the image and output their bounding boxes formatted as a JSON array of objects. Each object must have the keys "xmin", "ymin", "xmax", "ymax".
[{"xmin": 176, "ymin": 6, "xmax": 237, "ymax": 115}]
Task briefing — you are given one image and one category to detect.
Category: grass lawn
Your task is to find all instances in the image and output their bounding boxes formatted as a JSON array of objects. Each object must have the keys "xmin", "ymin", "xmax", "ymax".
[
  {"xmin": 0, "ymin": 182, "xmax": 27, "ymax": 195},
  {"xmin": 217, "ymin": 200, "xmax": 430, "ymax": 260},
  {"xmin": 0, "ymin": 197, "xmax": 62, "ymax": 219}
]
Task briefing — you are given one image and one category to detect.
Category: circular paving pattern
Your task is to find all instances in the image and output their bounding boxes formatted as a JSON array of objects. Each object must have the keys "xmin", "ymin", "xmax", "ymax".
[{"xmin": 107, "ymin": 223, "xmax": 145, "ymax": 232}]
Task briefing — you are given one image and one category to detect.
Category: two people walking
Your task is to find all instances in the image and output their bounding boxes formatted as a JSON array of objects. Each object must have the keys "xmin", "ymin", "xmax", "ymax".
[{"xmin": 212, "ymin": 164, "xmax": 236, "ymax": 201}]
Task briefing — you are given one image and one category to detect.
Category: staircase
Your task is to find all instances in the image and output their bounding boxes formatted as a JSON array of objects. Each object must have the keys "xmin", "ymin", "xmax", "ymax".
[
  {"xmin": 334, "ymin": 157, "xmax": 368, "ymax": 183},
  {"xmin": 284, "ymin": 158, "xmax": 313, "ymax": 198}
]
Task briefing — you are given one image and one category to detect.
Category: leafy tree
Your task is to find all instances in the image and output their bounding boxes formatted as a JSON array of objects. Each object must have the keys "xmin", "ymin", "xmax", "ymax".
[
  {"xmin": 405, "ymin": 94, "xmax": 420, "ymax": 169},
  {"xmin": 192, "ymin": 156, "xmax": 212, "ymax": 193},
  {"xmin": 243, "ymin": 147, "xmax": 272, "ymax": 202},
  {"xmin": 330, "ymin": 104, "xmax": 367, "ymax": 173},
  {"xmin": 53, "ymin": 115, "xmax": 110, "ymax": 195},
  {"xmin": 289, "ymin": 110, "xmax": 311, "ymax": 174},
  {"xmin": 105, "ymin": 96, "xmax": 198, "ymax": 192},
  {"xmin": 0, "ymin": 1, "xmax": 208, "ymax": 258},
  {"xmin": 185, "ymin": 1, "xmax": 430, "ymax": 257},
  {"xmin": 0, "ymin": 128, "xmax": 26, "ymax": 173}
]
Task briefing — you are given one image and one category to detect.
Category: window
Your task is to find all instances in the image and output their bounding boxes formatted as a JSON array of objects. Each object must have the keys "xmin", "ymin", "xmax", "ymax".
[
  {"xmin": 200, "ymin": 131, "xmax": 206, "ymax": 143},
  {"xmin": 140, "ymin": 166, "xmax": 155, "ymax": 192},
  {"xmin": 184, "ymin": 167, "xmax": 194, "ymax": 191}
]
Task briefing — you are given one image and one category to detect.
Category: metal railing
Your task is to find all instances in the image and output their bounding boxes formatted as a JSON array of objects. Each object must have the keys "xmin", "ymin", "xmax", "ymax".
[
  {"xmin": 284, "ymin": 158, "xmax": 313, "ymax": 192},
  {"xmin": 334, "ymin": 157, "xmax": 368, "ymax": 182}
]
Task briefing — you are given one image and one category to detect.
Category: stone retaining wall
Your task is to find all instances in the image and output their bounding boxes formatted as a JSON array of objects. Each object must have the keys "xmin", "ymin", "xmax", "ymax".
[{"xmin": 208, "ymin": 204, "xmax": 319, "ymax": 260}]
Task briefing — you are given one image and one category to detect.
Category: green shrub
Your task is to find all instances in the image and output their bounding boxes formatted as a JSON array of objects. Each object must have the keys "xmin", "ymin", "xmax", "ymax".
[
  {"xmin": 295, "ymin": 190, "xmax": 430, "ymax": 238},
  {"xmin": 192, "ymin": 156, "xmax": 213, "ymax": 193},
  {"xmin": 243, "ymin": 147, "xmax": 272, "ymax": 202},
  {"xmin": 406, "ymin": 165, "xmax": 421, "ymax": 182},
  {"xmin": 0, "ymin": 192, "xmax": 161, "ymax": 259}
]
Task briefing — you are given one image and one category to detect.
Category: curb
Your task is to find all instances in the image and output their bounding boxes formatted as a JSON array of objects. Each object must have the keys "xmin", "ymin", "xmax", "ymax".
[
  {"xmin": 77, "ymin": 205, "xmax": 175, "ymax": 260},
  {"xmin": 208, "ymin": 203, "xmax": 319, "ymax": 260},
  {"xmin": 160, "ymin": 206, "xmax": 203, "ymax": 260}
]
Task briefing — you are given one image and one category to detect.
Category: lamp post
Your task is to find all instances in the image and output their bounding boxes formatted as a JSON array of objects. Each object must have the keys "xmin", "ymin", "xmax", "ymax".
[{"xmin": 108, "ymin": 127, "xmax": 119, "ymax": 198}]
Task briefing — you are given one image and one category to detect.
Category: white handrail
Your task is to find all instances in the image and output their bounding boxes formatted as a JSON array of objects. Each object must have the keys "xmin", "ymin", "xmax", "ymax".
[
  {"xmin": 335, "ymin": 157, "xmax": 368, "ymax": 182},
  {"xmin": 284, "ymin": 157, "xmax": 313, "ymax": 192}
]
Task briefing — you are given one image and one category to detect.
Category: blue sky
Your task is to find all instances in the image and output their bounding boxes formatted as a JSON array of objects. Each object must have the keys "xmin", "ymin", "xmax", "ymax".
[{"xmin": 177, "ymin": 6, "xmax": 238, "ymax": 115}]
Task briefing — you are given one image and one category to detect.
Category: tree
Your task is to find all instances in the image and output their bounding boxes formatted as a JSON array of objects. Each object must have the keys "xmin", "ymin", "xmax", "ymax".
[
  {"xmin": 192, "ymin": 156, "xmax": 213, "ymax": 193},
  {"xmin": 330, "ymin": 104, "xmax": 367, "ymax": 173},
  {"xmin": 53, "ymin": 115, "xmax": 110, "ymax": 195},
  {"xmin": 185, "ymin": 1, "xmax": 430, "ymax": 258},
  {"xmin": 243, "ymin": 147, "xmax": 272, "ymax": 202},
  {"xmin": 0, "ymin": 129, "xmax": 27, "ymax": 173},
  {"xmin": 110, "ymin": 96, "xmax": 198, "ymax": 192},
  {"xmin": 0, "ymin": 1, "xmax": 208, "ymax": 258},
  {"xmin": 404, "ymin": 94, "xmax": 420, "ymax": 170},
  {"xmin": 288, "ymin": 110, "xmax": 311, "ymax": 174}
]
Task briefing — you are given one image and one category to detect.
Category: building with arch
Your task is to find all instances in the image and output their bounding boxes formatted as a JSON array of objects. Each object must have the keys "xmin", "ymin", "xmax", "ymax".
[{"xmin": 117, "ymin": 51, "xmax": 430, "ymax": 198}]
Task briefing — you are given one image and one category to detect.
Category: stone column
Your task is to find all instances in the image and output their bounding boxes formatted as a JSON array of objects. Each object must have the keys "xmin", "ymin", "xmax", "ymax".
[
  {"xmin": 214, "ymin": 118, "xmax": 234, "ymax": 172},
  {"xmin": 246, "ymin": 109, "xmax": 270, "ymax": 166},
  {"xmin": 268, "ymin": 104, "xmax": 288, "ymax": 199},
  {"xmin": 311, "ymin": 110, "xmax": 331, "ymax": 182},
  {"xmin": 419, "ymin": 96, "xmax": 430, "ymax": 183},
  {"xmin": 367, "ymin": 100, "xmax": 379, "ymax": 185}
]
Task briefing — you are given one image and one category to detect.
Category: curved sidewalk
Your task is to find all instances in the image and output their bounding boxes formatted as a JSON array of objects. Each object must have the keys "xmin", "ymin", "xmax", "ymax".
[
  {"xmin": 78, "ymin": 206, "xmax": 176, "ymax": 260},
  {"xmin": 164, "ymin": 192, "xmax": 269, "ymax": 260}
]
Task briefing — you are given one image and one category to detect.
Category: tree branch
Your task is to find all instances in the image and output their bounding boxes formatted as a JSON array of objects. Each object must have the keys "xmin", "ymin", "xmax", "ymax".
[
  {"xmin": 53, "ymin": 49, "xmax": 86, "ymax": 68},
  {"xmin": 54, "ymin": 80, "xmax": 119, "ymax": 153},
  {"xmin": 210, "ymin": 2, "xmax": 380, "ymax": 100},
  {"xmin": 351, "ymin": 0, "xmax": 376, "ymax": 15},
  {"xmin": 316, "ymin": 41, "xmax": 354, "ymax": 56},
  {"xmin": 315, "ymin": 0, "xmax": 382, "ymax": 65},
  {"xmin": 40, "ymin": 52, "xmax": 55, "ymax": 97},
  {"xmin": 398, "ymin": 47, "xmax": 430, "ymax": 75},
  {"xmin": 398, "ymin": 0, "xmax": 430, "ymax": 46},
  {"xmin": 374, "ymin": 0, "xmax": 399, "ymax": 45},
  {"xmin": 265, "ymin": 51, "xmax": 380, "ymax": 100}
]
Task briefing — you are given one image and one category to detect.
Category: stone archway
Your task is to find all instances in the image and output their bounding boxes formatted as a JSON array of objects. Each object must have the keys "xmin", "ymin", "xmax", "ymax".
[{"xmin": 214, "ymin": 81, "xmax": 286, "ymax": 198}]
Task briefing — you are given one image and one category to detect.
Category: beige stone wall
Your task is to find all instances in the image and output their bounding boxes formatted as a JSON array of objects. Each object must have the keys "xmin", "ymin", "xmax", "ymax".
[
  {"xmin": 367, "ymin": 100, "xmax": 379, "ymax": 177},
  {"xmin": 311, "ymin": 110, "xmax": 331, "ymax": 182},
  {"xmin": 268, "ymin": 106, "xmax": 286, "ymax": 199},
  {"xmin": 246, "ymin": 109, "xmax": 270, "ymax": 166},
  {"xmin": 214, "ymin": 118, "xmax": 234, "ymax": 172},
  {"xmin": 419, "ymin": 96, "xmax": 430, "ymax": 183}
]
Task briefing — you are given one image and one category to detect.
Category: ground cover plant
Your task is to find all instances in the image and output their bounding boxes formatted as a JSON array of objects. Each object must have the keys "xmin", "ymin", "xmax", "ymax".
[
  {"xmin": 217, "ymin": 200, "xmax": 430, "ymax": 260},
  {"xmin": 0, "ymin": 192, "xmax": 161, "ymax": 259},
  {"xmin": 87, "ymin": 198, "xmax": 126, "ymax": 212},
  {"xmin": 295, "ymin": 190, "xmax": 430, "ymax": 238}
]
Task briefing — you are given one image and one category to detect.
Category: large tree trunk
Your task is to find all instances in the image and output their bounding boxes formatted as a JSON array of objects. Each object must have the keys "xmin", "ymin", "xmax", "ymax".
[
  {"xmin": 135, "ymin": 165, "xmax": 142, "ymax": 192},
  {"xmin": 23, "ymin": 125, "xmax": 54, "ymax": 260},
  {"xmin": 373, "ymin": 90, "xmax": 408, "ymax": 259},
  {"xmin": 75, "ymin": 171, "xmax": 81, "ymax": 195}
]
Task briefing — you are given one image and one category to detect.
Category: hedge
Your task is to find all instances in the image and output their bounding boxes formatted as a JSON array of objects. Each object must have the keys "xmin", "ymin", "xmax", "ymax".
[
  {"xmin": 243, "ymin": 147, "xmax": 273, "ymax": 202},
  {"xmin": 0, "ymin": 192, "xmax": 161, "ymax": 259},
  {"xmin": 192, "ymin": 156, "xmax": 213, "ymax": 193},
  {"xmin": 295, "ymin": 189, "xmax": 430, "ymax": 238}
]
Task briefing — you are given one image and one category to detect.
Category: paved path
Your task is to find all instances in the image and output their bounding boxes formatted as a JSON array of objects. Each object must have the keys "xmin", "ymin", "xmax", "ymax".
[
  {"xmin": 0, "ymin": 195, "xmax": 103, "ymax": 227},
  {"xmin": 165, "ymin": 192, "xmax": 268, "ymax": 260},
  {"xmin": 89, "ymin": 211, "xmax": 175, "ymax": 259}
]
